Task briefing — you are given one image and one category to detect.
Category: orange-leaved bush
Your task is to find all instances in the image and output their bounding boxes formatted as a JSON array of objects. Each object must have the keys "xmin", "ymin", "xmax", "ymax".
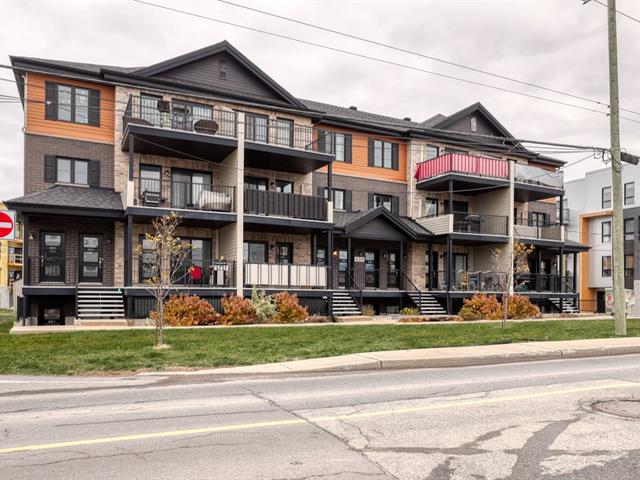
[
  {"xmin": 221, "ymin": 295, "xmax": 256, "ymax": 325},
  {"xmin": 151, "ymin": 294, "xmax": 220, "ymax": 326},
  {"xmin": 507, "ymin": 294, "xmax": 540, "ymax": 319},
  {"xmin": 459, "ymin": 293, "xmax": 503, "ymax": 321},
  {"xmin": 273, "ymin": 292, "xmax": 308, "ymax": 323}
]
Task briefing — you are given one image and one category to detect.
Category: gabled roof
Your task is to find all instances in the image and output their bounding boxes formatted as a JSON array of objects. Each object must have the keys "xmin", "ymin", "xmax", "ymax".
[
  {"xmin": 428, "ymin": 102, "xmax": 515, "ymax": 139},
  {"xmin": 6, "ymin": 186, "xmax": 124, "ymax": 216},
  {"xmin": 334, "ymin": 207, "xmax": 431, "ymax": 240}
]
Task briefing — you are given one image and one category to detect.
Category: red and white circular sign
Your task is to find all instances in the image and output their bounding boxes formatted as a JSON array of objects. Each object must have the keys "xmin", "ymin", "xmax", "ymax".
[{"xmin": 0, "ymin": 211, "xmax": 15, "ymax": 240}]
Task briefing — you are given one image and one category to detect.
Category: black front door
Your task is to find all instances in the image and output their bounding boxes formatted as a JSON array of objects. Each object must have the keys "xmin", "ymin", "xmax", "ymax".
[
  {"xmin": 337, "ymin": 249, "xmax": 348, "ymax": 288},
  {"xmin": 275, "ymin": 243, "xmax": 293, "ymax": 264},
  {"xmin": 41, "ymin": 233, "xmax": 65, "ymax": 282},
  {"xmin": 387, "ymin": 250, "xmax": 399, "ymax": 288},
  {"xmin": 426, "ymin": 251, "xmax": 439, "ymax": 289},
  {"xmin": 80, "ymin": 234, "xmax": 102, "ymax": 283},
  {"xmin": 364, "ymin": 250, "xmax": 378, "ymax": 288}
]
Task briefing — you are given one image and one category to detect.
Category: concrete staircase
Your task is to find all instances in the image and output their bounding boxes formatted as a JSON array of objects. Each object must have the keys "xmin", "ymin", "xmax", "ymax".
[
  {"xmin": 407, "ymin": 292, "xmax": 447, "ymax": 315},
  {"xmin": 549, "ymin": 297, "xmax": 580, "ymax": 314},
  {"xmin": 331, "ymin": 290, "xmax": 362, "ymax": 316},
  {"xmin": 76, "ymin": 287, "xmax": 127, "ymax": 325}
]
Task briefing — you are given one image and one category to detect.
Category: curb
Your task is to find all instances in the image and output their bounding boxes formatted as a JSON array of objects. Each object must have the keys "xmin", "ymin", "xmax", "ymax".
[{"xmin": 136, "ymin": 339, "xmax": 640, "ymax": 377}]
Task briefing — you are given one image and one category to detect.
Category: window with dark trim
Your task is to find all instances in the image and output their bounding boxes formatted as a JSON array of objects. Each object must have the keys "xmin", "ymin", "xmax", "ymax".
[
  {"xmin": 368, "ymin": 139, "xmax": 398, "ymax": 170},
  {"xmin": 625, "ymin": 218, "xmax": 635, "ymax": 240},
  {"xmin": 275, "ymin": 180, "xmax": 293, "ymax": 193},
  {"xmin": 425, "ymin": 145, "xmax": 439, "ymax": 161},
  {"xmin": 602, "ymin": 256, "xmax": 612, "ymax": 277},
  {"xmin": 244, "ymin": 176, "xmax": 268, "ymax": 191},
  {"xmin": 45, "ymin": 156, "xmax": 94, "ymax": 186},
  {"xmin": 139, "ymin": 236, "xmax": 157, "ymax": 283},
  {"xmin": 374, "ymin": 193, "xmax": 393, "ymax": 211},
  {"xmin": 274, "ymin": 118, "xmax": 293, "ymax": 147},
  {"xmin": 424, "ymin": 198, "xmax": 438, "ymax": 217},
  {"xmin": 602, "ymin": 186, "xmax": 612, "ymax": 209},
  {"xmin": 275, "ymin": 243, "xmax": 293, "ymax": 265},
  {"xmin": 602, "ymin": 221, "xmax": 612, "ymax": 243},
  {"xmin": 625, "ymin": 254, "xmax": 634, "ymax": 278},
  {"xmin": 625, "ymin": 182, "xmax": 635, "ymax": 205},
  {"xmin": 245, "ymin": 113, "xmax": 269, "ymax": 143},
  {"xmin": 243, "ymin": 241, "xmax": 268, "ymax": 263},
  {"xmin": 530, "ymin": 211, "xmax": 548, "ymax": 227},
  {"xmin": 324, "ymin": 188, "xmax": 345, "ymax": 211},
  {"xmin": 45, "ymin": 81, "xmax": 99, "ymax": 126}
]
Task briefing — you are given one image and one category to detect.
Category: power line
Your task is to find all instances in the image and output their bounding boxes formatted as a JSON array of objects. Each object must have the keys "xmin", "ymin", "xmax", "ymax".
[
  {"xmin": 215, "ymin": 0, "xmax": 640, "ymax": 117},
  {"xmin": 130, "ymin": 0, "xmax": 640, "ymax": 125},
  {"xmin": 590, "ymin": 0, "xmax": 640, "ymax": 24}
]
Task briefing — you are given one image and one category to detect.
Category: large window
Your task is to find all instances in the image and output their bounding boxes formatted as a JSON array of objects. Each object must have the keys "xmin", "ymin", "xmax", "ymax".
[
  {"xmin": 602, "ymin": 186, "xmax": 612, "ymax": 209},
  {"xmin": 275, "ymin": 180, "xmax": 293, "ymax": 193},
  {"xmin": 625, "ymin": 254, "xmax": 634, "ymax": 278},
  {"xmin": 275, "ymin": 243, "xmax": 293, "ymax": 265},
  {"xmin": 243, "ymin": 241, "xmax": 268, "ymax": 263},
  {"xmin": 625, "ymin": 182, "xmax": 635, "ymax": 205},
  {"xmin": 602, "ymin": 221, "xmax": 612, "ymax": 243},
  {"xmin": 374, "ymin": 193, "xmax": 392, "ymax": 211},
  {"xmin": 245, "ymin": 113, "xmax": 269, "ymax": 143},
  {"xmin": 424, "ymin": 198, "xmax": 438, "ymax": 218},
  {"xmin": 56, "ymin": 157, "xmax": 88, "ymax": 185},
  {"xmin": 425, "ymin": 145, "xmax": 439, "ymax": 161},
  {"xmin": 370, "ymin": 139, "xmax": 397, "ymax": 170},
  {"xmin": 323, "ymin": 188, "xmax": 345, "ymax": 211},
  {"xmin": 274, "ymin": 118, "xmax": 293, "ymax": 147},
  {"xmin": 45, "ymin": 82, "xmax": 99, "ymax": 126},
  {"xmin": 602, "ymin": 256, "xmax": 612, "ymax": 277},
  {"xmin": 625, "ymin": 218, "xmax": 635, "ymax": 240},
  {"xmin": 530, "ymin": 211, "xmax": 548, "ymax": 227},
  {"xmin": 245, "ymin": 176, "xmax": 268, "ymax": 191}
]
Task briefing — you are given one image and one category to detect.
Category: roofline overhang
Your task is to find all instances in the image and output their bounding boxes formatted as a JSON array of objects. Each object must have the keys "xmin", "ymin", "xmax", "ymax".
[
  {"xmin": 315, "ymin": 117, "xmax": 411, "ymax": 137},
  {"xmin": 341, "ymin": 207, "xmax": 432, "ymax": 240},
  {"xmin": 6, "ymin": 203, "xmax": 124, "ymax": 219}
]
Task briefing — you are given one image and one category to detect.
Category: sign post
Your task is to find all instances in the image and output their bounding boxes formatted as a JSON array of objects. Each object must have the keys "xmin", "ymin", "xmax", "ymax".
[{"xmin": 0, "ymin": 211, "xmax": 16, "ymax": 241}]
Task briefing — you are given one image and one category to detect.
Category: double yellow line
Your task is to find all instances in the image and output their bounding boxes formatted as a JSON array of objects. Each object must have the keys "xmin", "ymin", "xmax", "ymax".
[{"xmin": 0, "ymin": 382, "xmax": 633, "ymax": 455}]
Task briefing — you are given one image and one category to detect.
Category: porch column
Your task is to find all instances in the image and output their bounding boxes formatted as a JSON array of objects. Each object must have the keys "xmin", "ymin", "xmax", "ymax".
[
  {"xmin": 573, "ymin": 252, "xmax": 578, "ymax": 292},
  {"xmin": 446, "ymin": 235, "xmax": 452, "ymax": 314},
  {"xmin": 347, "ymin": 236, "xmax": 352, "ymax": 287},
  {"xmin": 559, "ymin": 195, "xmax": 564, "ymax": 226},
  {"xmin": 536, "ymin": 248, "xmax": 542, "ymax": 291},
  {"xmin": 124, "ymin": 215, "xmax": 132, "ymax": 287},
  {"xmin": 311, "ymin": 233, "xmax": 317, "ymax": 264},
  {"xmin": 428, "ymin": 241, "xmax": 433, "ymax": 291},
  {"xmin": 327, "ymin": 230, "xmax": 333, "ymax": 290},
  {"xmin": 559, "ymin": 247, "xmax": 565, "ymax": 312},
  {"xmin": 22, "ymin": 213, "xmax": 29, "ymax": 286},
  {"xmin": 399, "ymin": 240, "xmax": 404, "ymax": 289},
  {"xmin": 128, "ymin": 134, "xmax": 134, "ymax": 181}
]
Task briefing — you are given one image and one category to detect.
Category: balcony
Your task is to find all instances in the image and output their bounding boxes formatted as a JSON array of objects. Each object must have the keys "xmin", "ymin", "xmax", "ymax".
[
  {"xmin": 133, "ymin": 178, "xmax": 235, "ymax": 213},
  {"xmin": 244, "ymin": 263, "xmax": 328, "ymax": 289},
  {"xmin": 431, "ymin": 271, "xmax": 573, "ymax": 293},
  {"xmin": 415, "ymin": 153, "xmax": 510, "ymax": 192},
  {"xmin": 514, "ymin": 163, "xmax": 564, "ymax": 201},
  {"xmin": 514, "ymin": 273, "xmax": 574, "ymax": 293},
  {"xmin": 132, "ymin": 258, "xmax": 236, "ymax": 288},
  {"xmin": 417, "ymin": 212, "xmax": 509, "ymax": 239},
  {"xmin": 514, "ymin": 218, "xmax": 564, "ymax": 242},
  {"xmin": 244, "ymin": 189, "xmax": 328, "ymax": 222}
]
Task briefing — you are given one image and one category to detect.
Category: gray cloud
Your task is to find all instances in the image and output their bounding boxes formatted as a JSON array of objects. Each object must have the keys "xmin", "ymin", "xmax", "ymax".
[{"xmin": 1, "ymin": 0, "xmax": 639, "ymax": 200}]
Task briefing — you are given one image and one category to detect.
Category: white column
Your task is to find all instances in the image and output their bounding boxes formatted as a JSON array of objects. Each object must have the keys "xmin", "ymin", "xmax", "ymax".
[
  {"xmin": 508, "ymin": 160, "xmax": 515, "ymax": 295},
  {"xmin": 235, "ymin": 112, "xmax": 245, "ymax": 296}
]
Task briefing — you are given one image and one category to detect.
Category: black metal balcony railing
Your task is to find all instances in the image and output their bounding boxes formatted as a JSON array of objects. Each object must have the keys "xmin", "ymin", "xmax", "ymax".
[
  {"xmin": 430, "ymin": 271, "xmax": 574, "ymax": 293},
  {"xmin": 244, "ymin": 119, "xmax": 324, "ymax": 152},
  {"xmin": 124, "ymin": 95, "xmax": 238, "ymax": 138},
  {"xmin": 514, "ymin": 217, "xmax": 563, "ymax": 241},
  {"xmin": 134, "ymin": 177, "xmax": 235, "ymax": 212},
  {"xmin": 132, "ymin": 258, "xmax": 236, "ymax": 288},
  {"xmin": 26, "ymin": 257, "xmax": 78, "ymax": 286},
  {"xmin": 243, "ymin": 263, "xmax": 328, "ymax": 288},
  {"xmin": 514, "ymin": 273, "xmax": 574, "ymax": 293},
  {"xmin": 244, "ymin": 189, "xmax": 328, "ymax": 221},
  {"xmin": 451, "ymin": 212, "xmax": 509, "ymax": 236}
]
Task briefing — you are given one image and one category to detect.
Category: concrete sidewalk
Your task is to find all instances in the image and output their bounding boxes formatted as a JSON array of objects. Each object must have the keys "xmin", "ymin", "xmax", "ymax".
[{"xmin": 138, "ymin": 336, "xmax": 640, "ymax": 377}]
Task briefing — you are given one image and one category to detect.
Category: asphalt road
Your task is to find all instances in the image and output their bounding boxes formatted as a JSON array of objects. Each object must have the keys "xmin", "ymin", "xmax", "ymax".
[{"xmin": 2, "ymin": 355, "xmax": 640, "ymax": 479}]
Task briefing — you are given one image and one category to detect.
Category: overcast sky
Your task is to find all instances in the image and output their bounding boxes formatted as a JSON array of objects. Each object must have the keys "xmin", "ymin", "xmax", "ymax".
[{"xmin": 1, "ymin": 0, "xmax": 639, "ymax": 200}]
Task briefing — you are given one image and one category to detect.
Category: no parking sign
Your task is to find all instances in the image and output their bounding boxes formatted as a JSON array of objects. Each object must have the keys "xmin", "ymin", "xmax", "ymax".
[{"xmin": 0, "ymin": 210, "xmax": 16, "ymax": 240}]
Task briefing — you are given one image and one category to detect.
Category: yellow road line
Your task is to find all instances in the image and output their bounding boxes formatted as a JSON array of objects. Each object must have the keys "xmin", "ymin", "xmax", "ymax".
[{"xmin": 0, "ymin": 382, "xmax": 633, "ymax": 455}]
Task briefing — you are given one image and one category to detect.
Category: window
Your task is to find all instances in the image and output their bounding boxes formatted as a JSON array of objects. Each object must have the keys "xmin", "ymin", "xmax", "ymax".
[
  {"xmin": 602, "ymin": 256, "xmax": 612, "ymax": 277},
  {"xmin": 424, "ymin": 198, "xmax": 438, "ymax": 218},
  {"xmin": 335, "ymin": 133, "xmax": 346, "ymax": 162},
  {"xmin": 323, "ymin": 188, "xmax": 345, "ymax": 211},
  {"xmin": 140, "ymin": 93, "xmax": 162, "ymax": 125},
  {"xmin": 243, "ymin": 241, "xmax": 268, "ymax": 263},
  {"xmin": 45, "ymin": 81, "xmax": 99, "ymax": 126},
  {"xmin": 370, "ymin": 139, "xmax": 397, "ymax": 170},
  {"xmin": 172, "ymin": 100, "xmax": 213, "ymax": 130},
  {"xmin": 245, "ymin": 113, "xmax": 269, "ymax": 143},
  {"xmin": 530, "ymin": 212, "xmax": 548, "ymax": 227},
  {"xmin": 470, "ymin": 116, "xmax": 477, "ymax": 132},
  {"xmin": 139, "ymin": 164, "xmax": 162, "ymax": 196},
  {"xmin": 139, "ymin": 237, "xmax": 157, "ymax": 282},
  {"xmin": 316, "ymin": 248, "xmax": 327, "ymax": 266},
  {"xmin": 602, "ymin": 221, "xmax": 612, "ymax": 243},
  {"xmin": 56, "ymin": 157, "xmax": 88, "ymax": 185},
  {"xmin": 275, "ymin": 180, "xmax": 293, "ymax": 193},
  {"xmin": 245, "ymin": 176, "xmax": 268, "ymax": 191},
  {"xmin": 425, "ymin": 145, "xmax": 439, "ymax": 161},
  {"xmin": 275, "ymin": 243, "xmax": 293, "ymax": 265},
  {"xmin": 274, "ymin": 118, "xmax": 293, "ymax": 147},
  {"xmin": 171, "ymin": 170, "xmax": 212, "ymax": 209},
  {"xmin": 625, "ymin": 182, "xmax": 635, "ymax": 205},
  {"xmin": 219, "ymin": 59, "xmax": 227, "ymax": 80},
  {"xmin": 374, "ymin": 193, "xmax": 392, "ymax": 211},
  {"xmin": 556, "ymin": 198, "xmax": 569, "ymax": 225},
  {"xmin": 625, "ymin": 254, "xmax": 634, "ymax": 278},
  {"xmin": 625, "ymin": 218, "xmax": 635, "ymax": 240},
  {"xmin": 602, "ymin": 186, "xmax": 612, "ymax": 209}
]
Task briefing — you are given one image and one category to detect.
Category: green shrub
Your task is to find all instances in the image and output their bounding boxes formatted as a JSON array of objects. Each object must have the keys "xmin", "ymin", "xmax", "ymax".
[
  {"xmin": 250, "ymin": 288, "xmax": 276, "ymax": 323},
  {"xmin": 273, "ymin": 292, "xmax": 308, "ymax": 323},
  {"xmin": 459, "ymin": 293, "xmax": 503, "ymax": 321},
  {"xmin": 507, "ymin": 295, "xmax": 540, "ymax": 319},
  {"xmin": 361, "ymin": 304, "xmax": 375, "ymax": 316},
  {"xmin": 221, "ymin": 295, "xmax": 256, "ymax": 325},
  {"xmin": 151, "ymin": 294, "xmax": 220, "ymax": 326},
  {"xmin": 400, "ymin": 307, "xmax": 420, "ymax": 316}
]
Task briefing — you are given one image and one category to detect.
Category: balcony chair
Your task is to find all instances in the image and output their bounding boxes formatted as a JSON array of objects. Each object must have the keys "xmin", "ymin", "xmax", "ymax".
[
  {"xmin": 194, "ymin": 119, "xmax": 219, "ymax": 135},
  {"xmin": 197, "ymin": 190, "xmax": 233, "ymax": 212}
]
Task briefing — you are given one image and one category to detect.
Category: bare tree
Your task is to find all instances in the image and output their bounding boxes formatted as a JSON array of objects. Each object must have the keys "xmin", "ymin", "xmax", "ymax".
[
  {"xmin": 492, "ymin": 241, "xmax": 535, "ymax": 327},
  {"xmin": 135, "ymin": 212, "xmax": 191, "ymax": 348}
]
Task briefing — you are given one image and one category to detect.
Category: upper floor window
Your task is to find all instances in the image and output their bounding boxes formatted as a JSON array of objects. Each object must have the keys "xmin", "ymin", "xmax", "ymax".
[
  {"xmin": 626, "ymin": 254, "xmax": 634, "ymax": 277},
  {"xmin": 625, "ymin": 218, "xmax": 635, "ymax": 240},
  {"xmin": 44, "ymin": 155, "xmax": 99, "ymax": 187},
  {"xmin": 602, "ymin": 186, "xmax": 612, "ymax": 209},
  {"xmin": 219, "ymin": 60, "xmax": 227, "ymax": 80},
  {"xmin": 425, "ymin": 145, "xmax": 439, "ymax": 161},
  {"xmin": 274, "ymin": 118, "xmax": 293, "ymax": 147},
  {"xmin": 245, "ymin": 176, "xmax": 268, "ymax": 191},
  {"xmin": 530, "ymin": 211, "xmax": 548, "ymax": 227},
  {"xmin": 602, "ymin": 221, "xmax": 612, "ymax": 243},
  {"xmin": 45, "ymin": 81, "xmax": 99, "ymax": 126},
  {"xmin": 602, "ymin": 256, "xmax": 612, "ymax": 277},
  {"xmin": 245, "ymin": 113, "xmax": 269, "ymax": 143},
  {"xmin": 316, "ymin": 130, "xmax": 352, "ymax": 162},
  {"xmin": 424, "ymin": 198, "xmax": 438, "ymax": 218},
  {"xmin": 368, "ymin": 139, "xmax": 399, "ymax": 170},
  {"xmin": 275, "ymin": 180, "xmax": 293, "ymax": 193},
  {"xmin": 374, "ymin": 193, "xmax": 393, "ymax": 211},
  {"xmin": 625, "ymin": 182, "xmax": 635, "ymax": 205},
  {"xmin": 470, "ymin": 116, "xmax": 477, "ymax": 132},
  {"xmin": 323, "ymin": 188, "xmax": 346, "ymax": 211}
]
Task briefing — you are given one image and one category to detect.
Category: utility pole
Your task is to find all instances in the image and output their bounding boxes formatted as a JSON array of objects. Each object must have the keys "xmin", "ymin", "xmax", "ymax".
[{"xmin": 607, "ymin": 0, "xmax": 626, "ymax": 335}]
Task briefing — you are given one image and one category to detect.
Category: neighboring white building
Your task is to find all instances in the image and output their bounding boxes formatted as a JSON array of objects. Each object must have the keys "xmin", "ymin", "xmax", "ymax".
[{"xmin": 564, "ymin": 164, "xmax": 640, "ymax": 312}]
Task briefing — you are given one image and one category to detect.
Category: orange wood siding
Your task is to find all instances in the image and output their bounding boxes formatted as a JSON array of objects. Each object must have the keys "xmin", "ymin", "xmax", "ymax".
[
  {"xmin": 25, "ymin": 72, "xmax": 115, "ymax": 144},
  {"xmin": 320, "ymin": 126, "xmax": 407, "ymax": 183}
]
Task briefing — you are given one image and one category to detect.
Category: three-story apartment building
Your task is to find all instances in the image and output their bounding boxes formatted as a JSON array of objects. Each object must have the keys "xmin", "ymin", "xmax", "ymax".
[{"xmin": 6, "ymin": 41, "xmax": 585, "ymax": 325}]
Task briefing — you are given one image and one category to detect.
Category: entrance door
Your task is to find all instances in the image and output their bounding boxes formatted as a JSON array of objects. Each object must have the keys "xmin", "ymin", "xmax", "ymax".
[
  {"xmin": 337, "ymin": 249, "xmax": 348, "ymax": 288},
  {"xmin": 275, "ymin": 243, "xmax": 293, "ymax": 265},
  {"xmin": 80, "ymin": 234, "xmax": 102, "ymax": 283},
  {"xmin": 364, "ymin": 250, "xmax": 378, "ymax": 289},
  {"xmin": 387, "ymin": 250, "xmax": 399, "ymax": 288},
  {"xmin": 426, "ymin": 251, "xmax": 439, "ymax": 289},
  {"xmin": 41, "ymin": 233, "xmax": 65, "ymax": 282}
]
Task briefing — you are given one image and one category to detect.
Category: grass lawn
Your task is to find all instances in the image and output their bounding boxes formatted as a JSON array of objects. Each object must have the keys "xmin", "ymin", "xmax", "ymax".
[{"xmin": 1, "ymin": 309, "xmax": 639, "ymax": 375}]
